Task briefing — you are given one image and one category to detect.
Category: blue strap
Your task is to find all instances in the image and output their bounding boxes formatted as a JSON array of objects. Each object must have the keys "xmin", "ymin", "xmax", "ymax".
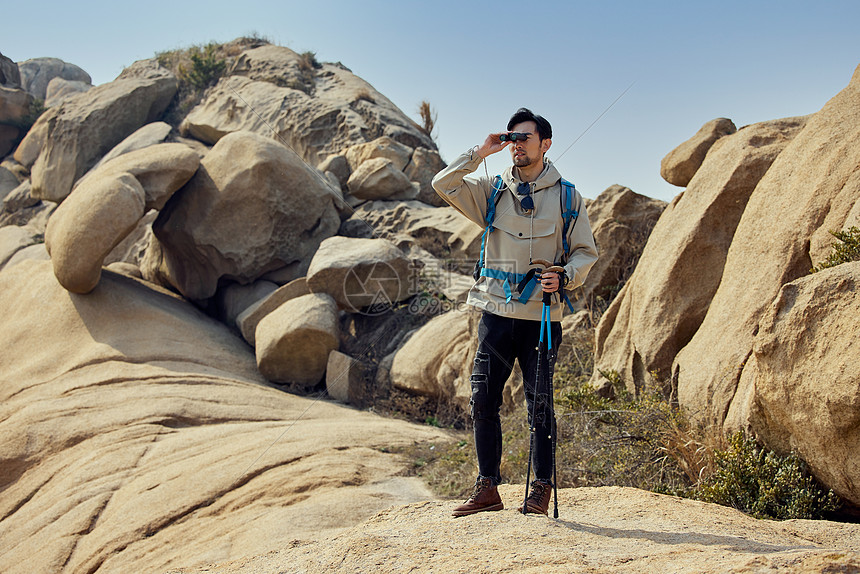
[
  {"xmin": 480, "ymin": 267, "xmax": 538, "ymax": 304},
  {"xmin": 477, "ymin": 176, "xmax": 506, "ymax": 274},
  {"xmin": 539, "ymin": 305, "xmax": 546, "ymax": 344},
  {"xmin": 546, "ymin": 305, "xmax": 553, "ymax": 350},
  {"xmin": 560, "ymin": 179, "xmax": 579, "ymax": 256},
  {"xmin": 561, "ymin": 292, "xmax": 575, "ymax": 313},
  {"xmin": 539, "ymin": 304, "xmax": 553, "ymax": 351}
]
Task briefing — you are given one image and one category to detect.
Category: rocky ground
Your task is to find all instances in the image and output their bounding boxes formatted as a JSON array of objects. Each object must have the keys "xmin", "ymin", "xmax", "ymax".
[{"xmin": 167, "ymin": 486, "xmax": 860, "ymax": 574}]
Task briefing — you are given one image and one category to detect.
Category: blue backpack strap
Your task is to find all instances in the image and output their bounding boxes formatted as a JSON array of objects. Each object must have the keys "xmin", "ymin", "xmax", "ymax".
[
  {"xmin": 559, "ymin": 179, "xmax": 579, "ymax": 257},
  {"xmin": 480, "ymin": 267, "xmax": 537, "ymax": 304},
  {"xmin": 477, "ymin": 176, "xmax": 505, "ymax": 272}
]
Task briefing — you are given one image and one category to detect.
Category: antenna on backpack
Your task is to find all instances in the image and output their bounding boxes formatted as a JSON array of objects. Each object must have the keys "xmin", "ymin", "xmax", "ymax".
[{"xmin": 553, "ymin": 81, "xmax": 636, "ymax": 163}]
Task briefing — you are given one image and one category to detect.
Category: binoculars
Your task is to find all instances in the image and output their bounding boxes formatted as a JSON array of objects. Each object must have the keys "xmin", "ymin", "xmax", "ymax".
[{"xmin": 499, "ymin": 132, "xmax": 530, "ymax": 142}]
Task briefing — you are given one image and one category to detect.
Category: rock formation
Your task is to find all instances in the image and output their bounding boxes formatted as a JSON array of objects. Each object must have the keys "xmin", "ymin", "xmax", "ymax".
[
  {"xmin": 17, "ymin": 56, "xmax": 92, "ymax": 100},
  {"xmin": 592, "ymin": 65, "xmax": 860, "ymax": 507},
  {"xmin": 45, "ymin": 143, "xmax": 199, "ymax": 293},
  {"xmin": 0, "ymin": 260, "xmax": 447, "ymax": 574},
  {"xmin": 673, "ymin": 65, "xmax": 860, "ymax": 432},
  {"xmin": 144, "ymin": 131, "xmax": 340, "ymax": 300},
  {"xmin": 22, "ymin": 60, "xmax": 178, "ymax": 202},
  {"xmin": 179, "ymin": 44, "xmax": 433, "ymax": 163},
  {"xmin": 593, "ymin": 117, "xmax": 807, "ymax": 393},
  {"xmin": 578, "ymin": 184, "xmax": 666, "ymax": 306},
  {"xmin": 2, "ymin": 37, "xmax": 859, "ymax": 574}
]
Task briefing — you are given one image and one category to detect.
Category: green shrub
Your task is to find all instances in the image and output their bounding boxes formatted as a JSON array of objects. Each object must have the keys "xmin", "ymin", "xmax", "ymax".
[
  {"xmin": 695, "ymin": 431, "xmax": 840, "ymax": 520},
  {"xmin": 184, "ymin": 43, "xmax": 227, "ymax": 91},
  {"xmin": 813, "ymin": 226, "xmax": 860, "ymax": 272}
]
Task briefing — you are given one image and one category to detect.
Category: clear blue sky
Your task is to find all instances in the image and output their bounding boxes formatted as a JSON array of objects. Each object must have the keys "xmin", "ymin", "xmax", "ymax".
[{"xmin": 3, "ymin": 0, "xmax": 858, "ymax": 202}]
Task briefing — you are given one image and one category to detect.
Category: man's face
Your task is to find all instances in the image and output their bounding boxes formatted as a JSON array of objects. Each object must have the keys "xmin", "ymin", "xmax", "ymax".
[{"xmin": 508, "ymin": 120, "xmax": 551, "ymax": 170}]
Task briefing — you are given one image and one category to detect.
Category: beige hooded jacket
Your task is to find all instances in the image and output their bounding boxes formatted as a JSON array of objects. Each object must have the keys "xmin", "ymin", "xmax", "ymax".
[{"xmin": 432, "ymin": 149, "xmax": 599, "ymax": 322}]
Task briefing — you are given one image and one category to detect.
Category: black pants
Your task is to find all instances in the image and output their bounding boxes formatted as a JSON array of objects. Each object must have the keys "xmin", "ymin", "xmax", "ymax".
[{"xmin": 470, "ymin": 311, "xmax": 562, "ymax": 485}]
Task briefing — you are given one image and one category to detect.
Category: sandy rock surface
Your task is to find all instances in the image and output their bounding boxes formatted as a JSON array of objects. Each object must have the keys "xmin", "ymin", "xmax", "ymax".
[
  {"xmin": 167, "ymin": 485, "xmax": 860, "ymax": 574},
  {"xmin": 0, "ymin": 260, "xmax": 449, "ymax": 574}
]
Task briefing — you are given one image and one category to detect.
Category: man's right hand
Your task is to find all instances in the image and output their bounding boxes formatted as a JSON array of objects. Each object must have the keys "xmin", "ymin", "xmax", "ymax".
[{"xmin": 477, "ymin": 133, "xmax": 511, "ymax": 158}]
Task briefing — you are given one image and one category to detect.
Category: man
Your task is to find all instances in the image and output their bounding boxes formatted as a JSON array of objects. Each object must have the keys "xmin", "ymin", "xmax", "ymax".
[{"xmin": 432, "ymin": 108, "xmax": 598, "ymax": 517}]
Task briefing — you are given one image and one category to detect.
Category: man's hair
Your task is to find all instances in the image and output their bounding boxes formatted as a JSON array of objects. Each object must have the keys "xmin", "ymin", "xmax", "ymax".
[{"xmin": 507, "ymin": 108, "xmax": 552, "ymax": 140}]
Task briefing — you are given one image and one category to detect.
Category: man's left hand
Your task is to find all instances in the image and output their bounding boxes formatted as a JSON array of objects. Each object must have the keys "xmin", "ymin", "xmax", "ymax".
[{"xmin": 540, "ymin": 272, "xmax": 560, "ymax": 293}]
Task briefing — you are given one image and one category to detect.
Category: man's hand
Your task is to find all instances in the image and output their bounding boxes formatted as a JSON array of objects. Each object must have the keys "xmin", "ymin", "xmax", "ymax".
[
  {"xmin": 477, "ymin": 132, "xmax": 511, "ymax": 159},
  {"xmin": 540, "ymin": 272, "xmax": 560, "ymax": 293}
]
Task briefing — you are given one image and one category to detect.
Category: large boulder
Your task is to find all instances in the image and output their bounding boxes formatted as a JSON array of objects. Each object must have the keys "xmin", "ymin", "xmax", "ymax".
[
  {"xmin": 26, "ymin": 60, "xmax": 177, "ymax": 202},
  {"xmin": 347, "ymin": 157, "xmax": 417, "ymax": 200},
  {"xmin": 87, "ymin": 121, "xmax": 173, "ymax": 173},
  {"xmin": 744, "ymin": 262, "xmax": 860, "ymax": 506},
  {"xmin": 0, "ymin": 260, "xmax": 445, "ymax": 574},
  {"xmin": 388, "ymin": 308, "xmax": 524, "ymax": 410},
  {"xmin": 389, "ymin": 309, "xmax": 474, "ymax": 400},
  {"xmin": 592, "ymin": 117, "xmax": 807, "ymax": 393},
  {"xmin": 45, "ymin": 143, "xmax": 199, "ymax": 293},
  {"xmin": 0, "ymin": 86, "xmax": 34, "ymax": 156},
  {"xmin": 76, "ymin": 142, "xmax": 200, "ymax": 210},
  {"xmin": 144, "ymin": 131, "xmax": 339, "ymax": 301},
  {"xmin": 660, "ymin": 118, "xmax": 737, "ymax": 187},
  {"xmin": 45, "ymin": 172, "xmax": 146, "ymax": 293},
  {"xmin": 0, "ymin": 52, "xmax": 21, "ymax": 87},
  {"xmin": 180, "ymin": 44, "xmax": 434, "ymax": 164},
  {"xmin": 674, "ymin": 65, "xmax": 860, "ymax": 427},
  {"xmin": 44, "ymin": 76, "xmax": 92, "ymax": 107},
  {"xmin": 17, "ymin": 57, "xmax": 91, "ymax": 100},
  {"xmin": 579, "ymin": 184, "xmax": 666, "ymax": 305},
  {"xmin": 237, "ymin": 277, "xmax": 310, "ymax": 346},
  {"xmin": 344, "ymin": 136, "xmax": 412, "ymax": 171},
  {"xmin": 306, "ymin": 236, "xmax": 414, "ymax": 312},
  {"xmin": 255, "ymin": 292, "xmax": 339, "ymax": 386},
  {"xmin": 404, "ymin": 147, "xmax": 447, "ymax": 207}
]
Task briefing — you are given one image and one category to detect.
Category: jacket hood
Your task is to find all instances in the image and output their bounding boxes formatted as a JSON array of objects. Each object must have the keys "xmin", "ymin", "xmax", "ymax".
[{"xmin": 502, "ymin": 159, "xmax": 562, "ymax": 193}]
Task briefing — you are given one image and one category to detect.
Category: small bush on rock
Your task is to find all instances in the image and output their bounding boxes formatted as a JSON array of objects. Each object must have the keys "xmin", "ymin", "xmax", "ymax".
[
  {"xmin": 695, "ymin": 431, "xmax": 841, "ymax": 520},
  {"xmin": 813, "ymin": 226, "xmax": 860, "ymax": 272},
  {"xmin": 185, "ymin": 43, "xmax": 227, "ymax": 91}
]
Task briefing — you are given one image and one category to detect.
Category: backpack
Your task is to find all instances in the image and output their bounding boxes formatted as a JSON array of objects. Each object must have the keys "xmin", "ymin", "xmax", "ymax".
[{"xmin": 473, "ymin": 175, "xmax": 580, "ymax": 309}]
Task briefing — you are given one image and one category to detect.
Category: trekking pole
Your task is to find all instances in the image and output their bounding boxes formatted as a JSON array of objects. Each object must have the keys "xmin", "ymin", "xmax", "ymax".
[{"xmin": 521, "ymin": 259, "xmax": 563, "ymax": 517}]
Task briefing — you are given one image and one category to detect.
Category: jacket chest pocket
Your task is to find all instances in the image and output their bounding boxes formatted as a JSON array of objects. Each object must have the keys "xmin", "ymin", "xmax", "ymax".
[
  {"xmin": 493, "ymin": 214, "xmax": 556, "ymax": 240},
  {"xmin": 488, "ymin": 214, "xmax": 558, "ymax": 269}
]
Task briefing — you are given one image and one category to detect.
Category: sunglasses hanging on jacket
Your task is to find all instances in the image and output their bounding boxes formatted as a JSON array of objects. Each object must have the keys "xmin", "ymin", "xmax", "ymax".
[{"xmin": 517, "ymin": 182, "xmax": 534, "ymax": 211}]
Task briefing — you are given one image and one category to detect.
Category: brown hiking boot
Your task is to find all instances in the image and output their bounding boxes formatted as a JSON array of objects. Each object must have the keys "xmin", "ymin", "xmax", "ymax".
[
  {"xmin": 452, "ymin": 477, "xmax": 503, "ymax": 517},
  {"xmin": 523, "ymin": 479, "xmax": 552, "ymax": 515}
]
